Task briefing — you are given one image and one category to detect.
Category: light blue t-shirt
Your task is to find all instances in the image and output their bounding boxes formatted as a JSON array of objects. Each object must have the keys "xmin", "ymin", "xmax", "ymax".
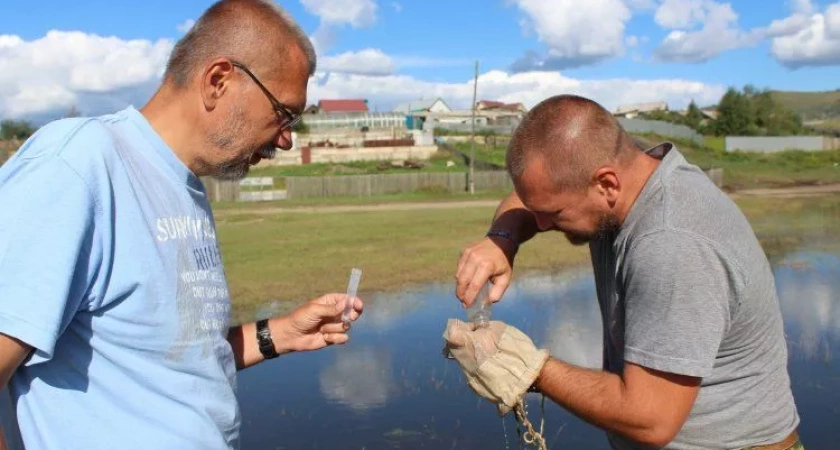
[{"xmin": 0, "ymin": 107, "xmax": 239, "ymax": 449}]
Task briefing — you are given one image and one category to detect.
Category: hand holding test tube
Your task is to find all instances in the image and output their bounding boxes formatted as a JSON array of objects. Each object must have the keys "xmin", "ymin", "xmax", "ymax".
[{"xmin": 343, "ymin": 268, "xmax": 362, "ymax": 325}]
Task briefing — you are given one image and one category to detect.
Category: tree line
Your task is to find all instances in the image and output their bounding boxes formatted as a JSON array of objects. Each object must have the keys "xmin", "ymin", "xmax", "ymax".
[{"xmin": 638, "ymin": 85, "xmax": 805, "ymax": 137}]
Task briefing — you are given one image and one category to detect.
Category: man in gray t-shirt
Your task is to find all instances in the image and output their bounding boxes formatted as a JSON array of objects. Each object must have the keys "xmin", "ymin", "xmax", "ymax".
[{"xmin": 444, "ymin": 94, "xmax": 801, "ymax": 450}]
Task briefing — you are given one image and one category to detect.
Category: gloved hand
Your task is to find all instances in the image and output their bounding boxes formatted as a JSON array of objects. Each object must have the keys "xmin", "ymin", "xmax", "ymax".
[{"xmin": 442, "ymin": 319, "xmax": 549, "ymax": 416}]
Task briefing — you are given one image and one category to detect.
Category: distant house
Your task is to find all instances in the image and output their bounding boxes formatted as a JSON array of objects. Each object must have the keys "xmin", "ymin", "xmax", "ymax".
[
  {"xmin": 476, "ymin": 100, "xmax": 527, "ymax": 113},
  {"xmin": 317, "ymin": 99, "xmax": 369, "ymax": 114},
  {"xmin": 303, "ymin": 104, "xmax": 320, "ymax": 115},
  {"xmin": 614, "ymin": 101, "xmax": 669, "ymax": 118},
  {"xmin": 393, "ymin": 98, "xmax": 451, "ymax": 113}
]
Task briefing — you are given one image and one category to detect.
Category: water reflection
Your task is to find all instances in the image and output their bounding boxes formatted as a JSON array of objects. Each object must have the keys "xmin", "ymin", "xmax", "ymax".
[
  {"xmin": 776, "ymin": 252, "xmax": 840, "ymax": 364},
  {"xmin": 235, "ymin": 249, "xmax": 840, "ymax": 449},
  {"xmin": 1, "ymin": 250, "xmax": 836, "ymax": 449},
  {"xmin": 319, "ymin": 346, "xmax": 395, "ymax": 412}
]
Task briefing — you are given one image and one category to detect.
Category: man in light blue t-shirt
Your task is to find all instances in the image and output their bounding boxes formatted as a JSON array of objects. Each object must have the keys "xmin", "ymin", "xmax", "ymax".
[{"xmin": 0, "ymin": 2, "xmax": 363, "ymax": 449}]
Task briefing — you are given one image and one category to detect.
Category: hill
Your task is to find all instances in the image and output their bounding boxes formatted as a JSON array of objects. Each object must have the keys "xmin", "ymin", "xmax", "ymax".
[{"xmin": 770, "ymin": 89, "xmax": 840, "ymax": 123}]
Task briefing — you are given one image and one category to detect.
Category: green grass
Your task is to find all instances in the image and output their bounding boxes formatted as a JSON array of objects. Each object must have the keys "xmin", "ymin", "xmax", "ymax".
[
  {"xmin": 217, "ymin": 200, "xmax": 590, "ymax": 323},
  {"xmin": 217, "ymin": 193, "xmax": 840, "ymax": 323},
  {"xmin": 634, "ymin": 133, "xmax": 840, "ymax": 190},
  {"xmin": 452, "ymin": 141, "xmax": 507, "ymax": 167},
  {"xmin": 771, "ymin": 90, "xmax": 840, "ymax": 121},
  {"xmin": 247, "ymin": 148, "xmax": 466, "ymax": 179},
  {"xmin": 704, "ymin": 136, "xmax": 725, "ymax": 152},
  {"xmin": 211, "ymin": 189, "xmax": 508, "ymax": 211}
]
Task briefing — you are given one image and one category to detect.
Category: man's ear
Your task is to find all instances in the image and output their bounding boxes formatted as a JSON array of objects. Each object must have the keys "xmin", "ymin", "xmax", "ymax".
[
  {"xmin": 200, "ymin": 58, "xmax": 235, "ymax": 110},
  {"xmin": 592, "ymin": 166, "xmax": 620, "ymax": 206}
]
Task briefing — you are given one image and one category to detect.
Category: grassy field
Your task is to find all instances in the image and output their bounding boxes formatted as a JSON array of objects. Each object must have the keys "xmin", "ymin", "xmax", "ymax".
[
  {"xmin": 771, "ymin": 89, "xmax": 840, "ymax": 122},
  {"xmin": 216, "ymin": 193, "xmax": 840, "ymax": 324},
  {"xmin": 631, "ymin": 134, "xmax": 840, "ymax": 190},
  {"xmin": 216, "ymin": 196, "xmax": 589, "ymax": 323}
]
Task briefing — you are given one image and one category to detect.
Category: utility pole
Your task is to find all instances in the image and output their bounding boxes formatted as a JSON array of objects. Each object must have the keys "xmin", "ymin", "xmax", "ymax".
[{"xmin": 469, "ymin": 60, "xmax": 479, "ymax": 195}]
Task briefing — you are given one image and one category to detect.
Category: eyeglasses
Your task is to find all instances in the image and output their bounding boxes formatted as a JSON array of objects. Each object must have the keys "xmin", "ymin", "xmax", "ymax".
[{"xmin": 230, "ymin": 61, "xmax": 301, "ymax": 131}]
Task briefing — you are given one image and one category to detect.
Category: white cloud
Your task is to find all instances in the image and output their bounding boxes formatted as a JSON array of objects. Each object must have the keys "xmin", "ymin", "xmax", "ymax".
[
  {"xmin": 626, "ymin": 35, "xmax": 639, "ymax": 47},
  {"xmin": 0, "ymin": 30, "xmax": 725, "ymax": 125},
  {"xmin": 654, "ymin": 0, "xmax": 706, "ymax": 29},
  {"xmin": 0, "ymin": 31, "xmax": 172, "ymax": 121},
  {"xmin": 301, "ymin": 0, "xmax": 379, "ymax": 62},
  {"xmin": 765, "ymin": 13, "xmax": 812, "ymax": 38},
  {"xmin": 770, "ymin": 3, "xmax": 840, "ymax": 68},
  {"xmin": 790, "ymin": 0, "xmax": 814, "ymax": 15},
  {"xmin": 307, "ymin": 69, "xmax": 725, "ymax": 115},
  {"xmin": 319, "ymin": 48, "xmax": 395, "ymax": 75},
  {"xmin": 625, "ymin": 0, "xmax": 657, "ymax": 9},
  {"xmin": 510, "ymin": 0, "xmax": 631, "ymax": 70},
  {"xmin": 299, "ymin": 0, "xmax": 377, "ymax": 28},
  {"xmin": 653, "ymin": 0, "xmax": 761, "ymax": 62},
  {"xmin": 176, "ymin": 19, "xmax": 195, "ymax": 33}
]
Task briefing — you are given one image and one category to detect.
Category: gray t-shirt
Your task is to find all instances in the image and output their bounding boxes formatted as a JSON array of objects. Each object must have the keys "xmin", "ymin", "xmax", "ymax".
[{"xmin": 589, "ymin": 143, "xmax": 799, "ymax": 450}]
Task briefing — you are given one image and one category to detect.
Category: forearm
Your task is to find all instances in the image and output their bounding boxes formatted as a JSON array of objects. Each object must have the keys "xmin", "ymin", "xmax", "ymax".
[
  {"xmin": 488, "ymin": 190, "xmax": 540, "ymax": 245},
  {"xmin": 534, "ymin": 358, "xmax": 669, "ymax": 446},
  {"xmin": 226, "ymin": 318, "xmax": 291, "ymax": 370}
]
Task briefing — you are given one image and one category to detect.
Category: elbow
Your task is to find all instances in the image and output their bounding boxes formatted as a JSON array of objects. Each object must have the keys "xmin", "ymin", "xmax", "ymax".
[{"xmin": 628, "ymin": 424, "xmax": 681, "ymax": 448}]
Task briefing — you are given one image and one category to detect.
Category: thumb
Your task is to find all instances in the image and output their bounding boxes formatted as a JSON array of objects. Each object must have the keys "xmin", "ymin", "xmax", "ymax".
[
  {"xmin": 309, "ymin": 296, "xmax": 343, "ymax": 318},
  {"xmin": 488, "ymin": 273, "xmax": 510, "ymax": 302}
]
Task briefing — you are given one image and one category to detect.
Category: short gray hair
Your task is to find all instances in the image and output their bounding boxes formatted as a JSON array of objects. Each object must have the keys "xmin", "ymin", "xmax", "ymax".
[{"xmin": 164, "ymin": 0, "xmax": 317, "ymax": 88}]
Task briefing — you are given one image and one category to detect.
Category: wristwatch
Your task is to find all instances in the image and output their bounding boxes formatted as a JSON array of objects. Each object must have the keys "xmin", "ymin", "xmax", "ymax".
[{"xmin": 256, "ymin": 319, "xmax": 279, "ymax": 359}]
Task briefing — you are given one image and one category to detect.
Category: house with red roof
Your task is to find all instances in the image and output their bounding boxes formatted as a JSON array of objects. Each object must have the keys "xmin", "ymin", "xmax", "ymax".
[
  {"xmin": 316, "ymin": 99, "xmax": 369, "ymax": 114},
  {"xmin": 476, "ymin": 100, "xmax": 527, "ymax": 113}
]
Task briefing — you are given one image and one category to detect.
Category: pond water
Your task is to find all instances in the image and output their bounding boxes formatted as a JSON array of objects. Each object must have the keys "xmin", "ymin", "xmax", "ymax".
[
  {"xmin": 0, "ymin": 202, "xmax": 838, "ymax": 450},
  {"xmin": 236, "ymin": 248, "xmax": 840, "ymax": 450}
]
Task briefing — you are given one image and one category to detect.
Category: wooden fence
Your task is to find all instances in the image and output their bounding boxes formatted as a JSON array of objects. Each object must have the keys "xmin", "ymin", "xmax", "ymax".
[
  {"xmin": 202, "ymin": 168, "xmax": 722, "ymax": 202},
  {"xmin": 284, "ymin": 172, "xmax": 512, "ymax": 199}
]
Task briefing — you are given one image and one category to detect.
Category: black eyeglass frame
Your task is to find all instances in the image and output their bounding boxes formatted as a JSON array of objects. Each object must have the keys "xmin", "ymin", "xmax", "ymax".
[{"xmin": 230, "ymin": 61, "xmax": 301, "ymax": 131}]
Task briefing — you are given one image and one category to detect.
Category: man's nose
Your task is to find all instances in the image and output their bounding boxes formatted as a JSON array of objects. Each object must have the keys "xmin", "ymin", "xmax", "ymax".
[{"xmin": 275, "ymin": 128, "xmax": 294, "ymax": 150}]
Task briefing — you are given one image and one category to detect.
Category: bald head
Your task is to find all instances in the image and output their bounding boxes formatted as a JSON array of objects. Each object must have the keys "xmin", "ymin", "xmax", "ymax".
[
  {"xmin": 507, "ymin": 95, "xmax": 637, "ymax": 191},
  {"xmin": 164, "ymin": 0, "xmax": 316, "ymax": 89}
]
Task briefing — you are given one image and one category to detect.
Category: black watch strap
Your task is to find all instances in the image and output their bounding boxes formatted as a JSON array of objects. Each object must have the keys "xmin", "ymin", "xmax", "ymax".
[{"xmin": 256, "ymin": 319, "xmax": 279, "ymax": 359}]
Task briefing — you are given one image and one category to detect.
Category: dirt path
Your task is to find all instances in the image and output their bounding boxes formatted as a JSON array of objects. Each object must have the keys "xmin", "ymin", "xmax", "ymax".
[
  {"xmin": 216, "ymin": 184, "xmax": 840, "ymax": 216},
  {"xmin": 729, "ymin": 184, "xmax": 840, "ymax": 199}
]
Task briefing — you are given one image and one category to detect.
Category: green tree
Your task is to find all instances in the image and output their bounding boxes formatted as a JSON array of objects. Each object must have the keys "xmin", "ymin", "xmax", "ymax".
[
  {"xmin": 0, "ymin": 119, "xmax": 36, "ymax": 140},
  {"xmin": 713, "ymin": 88, "xmax": 753, "ymax": 136},
  {"xmin": 685, "ymin": 100, "xmax": 703, "ymax": 130},
  {"xmin": 292, "ymin": 119, "xmax": 310, "ymax": 134}
]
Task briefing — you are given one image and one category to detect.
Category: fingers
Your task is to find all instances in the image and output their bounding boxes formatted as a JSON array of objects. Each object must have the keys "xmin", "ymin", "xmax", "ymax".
[
  {"xmin": 455, "ymin": 258, "xmax": 479, "ymax": 306},
  {"xmin": 322, "ymin": 332, "xmax": 349, "ymax": 346},
  {"xmin": 488, "ymin": 272, "xmax": 511, "ymax": 303},
  {"xmin": 455, "ymin": 238, "xmax": 512, "ymax": 306},
  {"xmin": 320, "ymin": 321, "xmax": 350, "ymax": 334},
  {"xmin": 311, "ymin": 294, "xmax": 365, "ymax": 321}
]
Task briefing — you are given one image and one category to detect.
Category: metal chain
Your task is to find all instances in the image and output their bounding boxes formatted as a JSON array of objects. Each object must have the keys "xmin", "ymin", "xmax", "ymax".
[{"xmin": 512, "ymin": 395, "xmax": 548, "ymax": 450}]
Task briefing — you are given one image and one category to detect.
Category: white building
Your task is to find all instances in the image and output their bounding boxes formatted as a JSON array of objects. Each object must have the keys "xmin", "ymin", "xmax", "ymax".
[{"xmin": 393, "ymin": 97, "xmax": 451, "ymax": 114}]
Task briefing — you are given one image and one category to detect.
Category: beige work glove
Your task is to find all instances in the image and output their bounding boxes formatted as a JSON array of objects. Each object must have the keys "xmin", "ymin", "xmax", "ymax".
[{"xmin": 442, "ymin": 319, "xmax": 549, "ymax": 416}]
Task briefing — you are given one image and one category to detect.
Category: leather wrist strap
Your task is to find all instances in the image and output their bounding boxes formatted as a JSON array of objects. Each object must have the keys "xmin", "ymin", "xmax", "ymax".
[
  {"xmin": 256, "ymin": 318, "xmax": 279, "ymax": 359},
  {"xmin": 486, "ymin": 229, "xmax": 519, "ymax": 251}
]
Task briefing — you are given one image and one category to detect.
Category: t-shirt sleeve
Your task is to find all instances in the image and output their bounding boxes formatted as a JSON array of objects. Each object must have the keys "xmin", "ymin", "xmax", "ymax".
[
  {"xmin": 621, "ymin": 231, "xmax": 739, "ymax": 378},
  {"xmin": 0, "ymin": 152, "xmax": 101, "ymax": 365}
]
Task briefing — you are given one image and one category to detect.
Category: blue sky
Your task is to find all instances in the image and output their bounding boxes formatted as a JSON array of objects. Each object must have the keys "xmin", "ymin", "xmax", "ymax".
[{"xmin": 2, "ymin": 0, "xmax": 840, "ymax": 123}]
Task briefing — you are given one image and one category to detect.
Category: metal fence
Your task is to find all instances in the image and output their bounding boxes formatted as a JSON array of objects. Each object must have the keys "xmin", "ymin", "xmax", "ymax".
[
  {"xmin": 302, "ymin": 113, "xmax": 407, "ymax": 130},
  {"xmin": 724, "ymin": 136, "xmax": 832, "ymax": 153},
  {"xmin": 285, "ymin": 172, "xmax": 490, "ymax": 199},
  {"xmin": 203, "ymin": 166, "xmax": 723, "ymax": 202},
  {"xmin": 617, "ymin": 118, "xmax": 705, "ymax": 145}
]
